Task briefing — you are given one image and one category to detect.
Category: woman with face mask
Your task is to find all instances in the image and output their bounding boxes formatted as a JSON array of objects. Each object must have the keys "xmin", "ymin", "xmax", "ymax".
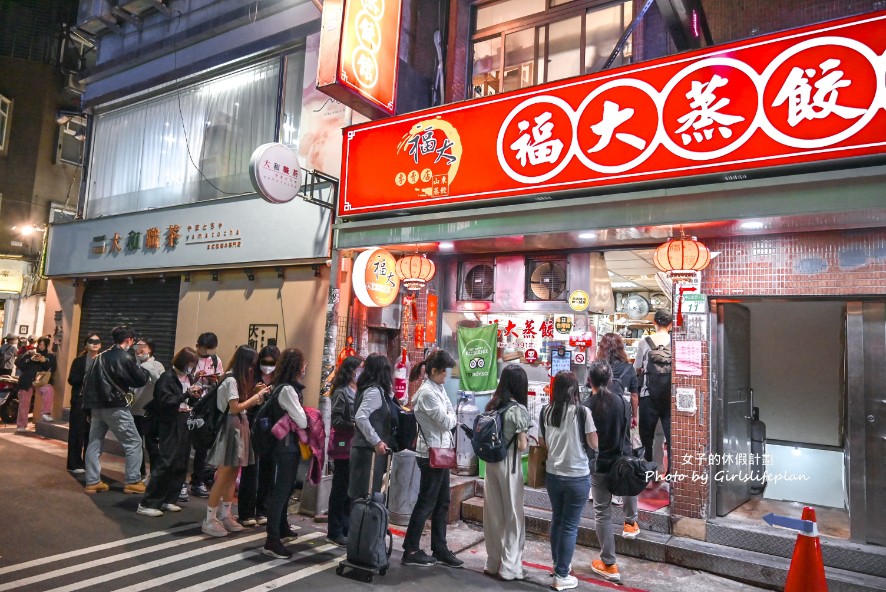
[
  {"xmin": 137, "ymin": 348, "xmax": 201, "ymax": 516},
  {"xmin": 131, "ymin": 338, "xmax": 165, "ymax": 480},
  {"xmin": 238, "ymin": 345, "xmax": 280, "ymax": 527},
  {"xmin": 65, "ymin": 333, "xmax": 102, "ymax": 473},
  {"xmin": 402, "ymin": 350, "xmax": 463, "ymax": 568},
  {"xmin": 326, "ymin": 355, "xmax": 363, "ymax": 546}
]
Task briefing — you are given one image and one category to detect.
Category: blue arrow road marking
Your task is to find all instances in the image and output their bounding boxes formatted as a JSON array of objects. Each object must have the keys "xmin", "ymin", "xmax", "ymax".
[{"xmin": 763, "ymin": 513, "xmax": 817, "ymax": 534}]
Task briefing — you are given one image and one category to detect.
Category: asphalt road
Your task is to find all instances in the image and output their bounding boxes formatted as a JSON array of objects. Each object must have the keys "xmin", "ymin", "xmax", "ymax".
[{"xmin": 0, "ymin": 425, "xmax": 768, "ymax": 592}]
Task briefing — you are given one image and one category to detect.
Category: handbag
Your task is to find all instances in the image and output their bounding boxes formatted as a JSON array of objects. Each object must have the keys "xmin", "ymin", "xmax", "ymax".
[
  {"xmin": 605, "ymin": 395, "xmax": 658, "ymax": 496},
  {"xmin": 32, "ymin": 371, "xmax": 51, "ymax": 389},
  {"xmin": 526, "ymin": 444, "xmax": 547, "ymax": 488},
  {"xmin": 417, "ymin": 423, "xmax": 456, "ymax": 469}
]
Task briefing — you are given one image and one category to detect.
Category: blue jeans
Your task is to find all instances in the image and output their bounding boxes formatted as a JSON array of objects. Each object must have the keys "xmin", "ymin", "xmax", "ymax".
[
  {"xmin": 85, "ymin": 407, "xmax": 143, "ymax": 485},
  {"xmin": 546, "ymin": 472, "xmax": 591, "ymax": 578}
]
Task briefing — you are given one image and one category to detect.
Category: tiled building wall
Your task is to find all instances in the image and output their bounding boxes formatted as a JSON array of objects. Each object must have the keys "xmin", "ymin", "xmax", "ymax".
[{"xmin": 670, "ymin": 229, "xmax": 886, "ymax": 521}]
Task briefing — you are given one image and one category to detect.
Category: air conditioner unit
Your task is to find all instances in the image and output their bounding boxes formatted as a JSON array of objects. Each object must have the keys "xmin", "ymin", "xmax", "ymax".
[
  {"xmin": 117, "ymin": 0, "xmax": 171, "ymax": 18},
  {"xmin": 63, "ymin": 71, "xmax": 86, "ymax": 96},
  {"xmin": 76, "ymin": 0, "xmax": 123, "ymax": 37},
  {"xmin": 525, "ymin": 258, "xmax": 567, "ymax": 301},
  {"xmin": 457, "ymin": 260, "xmax": 495, "ymax": 301}
]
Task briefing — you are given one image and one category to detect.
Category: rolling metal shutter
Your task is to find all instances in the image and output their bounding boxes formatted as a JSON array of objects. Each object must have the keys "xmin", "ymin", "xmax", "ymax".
[{"xmin": 77, "ymin": 277, "xmax": 181, "ymax": 368}]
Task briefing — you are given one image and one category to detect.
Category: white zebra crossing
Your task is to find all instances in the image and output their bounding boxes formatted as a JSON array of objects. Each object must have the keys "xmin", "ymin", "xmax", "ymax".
[
  {"xmin": 43, "ymin": 532, "xmax": 270, "ymax": 592},
  {"xmin": 0, "ymin": 524, "xmax": 197, "ymax": 576},
  {"xmin": 174, "ymin": 542, "xmax": 339, "ymax": 592},
  {"xmin": 0, "ymin": 524, "xmax": 344, "ymax": 592},
  {"xmin": 107, "ymin": 532, "xmax": 326, "ymax": 592},
  {"xmin": 239, "ymin": 557, "xmax": 343, "ymax": 592}
]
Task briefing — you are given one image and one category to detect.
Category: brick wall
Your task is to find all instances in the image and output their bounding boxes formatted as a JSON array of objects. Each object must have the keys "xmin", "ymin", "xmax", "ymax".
[{"xmin": 669, "ymin": 228, "xmax": 886, "ymax": 521}]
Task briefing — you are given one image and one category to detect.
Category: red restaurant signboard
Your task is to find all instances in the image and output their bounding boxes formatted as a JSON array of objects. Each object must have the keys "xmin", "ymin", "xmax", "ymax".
[
  {"xmin": 339, "ymin": 11, "xmax": 886, "ymax": 217},
  {"xmin": 317, "ymin": 0, "xmax": 402, "ymax": 119}
]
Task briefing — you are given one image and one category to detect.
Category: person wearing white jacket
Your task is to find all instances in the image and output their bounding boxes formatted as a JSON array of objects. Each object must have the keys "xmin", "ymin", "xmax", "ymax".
[{"xmin": 402, "ymin": 350, "xmax": 463, "ymax": 569}]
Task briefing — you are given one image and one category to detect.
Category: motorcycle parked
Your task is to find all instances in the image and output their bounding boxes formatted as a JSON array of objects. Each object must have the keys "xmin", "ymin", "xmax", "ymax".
[{"xmin": 0, "ymin": 375, "xmax": 31, "ymax": 424}]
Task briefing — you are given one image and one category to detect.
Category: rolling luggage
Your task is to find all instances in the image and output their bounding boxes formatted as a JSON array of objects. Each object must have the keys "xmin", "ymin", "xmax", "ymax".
[{"xmin": 337, "ymin": 451, "xmax": 393, "ymax": 583}]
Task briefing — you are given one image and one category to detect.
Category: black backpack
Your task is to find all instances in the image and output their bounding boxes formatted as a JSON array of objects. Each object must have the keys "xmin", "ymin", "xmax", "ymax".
[
  {"xmin": 187, "ymin": 375, "xmax": 230, "ymax": 449},
  {"xmin": 644, "ymin": 336, "xmax": 672, "ymax": 402},
  {"xmin": 471, "ymin": 401, "xmax": 518, "ymax": 466},
  {"xmin": 250, "ymin": 385, "xmax": 286, "ymax": 455}
]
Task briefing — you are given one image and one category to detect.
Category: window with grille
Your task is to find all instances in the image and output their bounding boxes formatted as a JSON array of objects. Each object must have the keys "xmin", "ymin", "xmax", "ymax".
[{"xmin": 470, "ymin": 0, "xmax": 632, "ymax": 99}]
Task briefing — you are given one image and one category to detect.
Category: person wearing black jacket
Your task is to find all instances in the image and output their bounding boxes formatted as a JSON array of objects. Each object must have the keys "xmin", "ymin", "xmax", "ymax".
[
  {"xmin": 66, "ymin": 333, "xmax": 103, "ymax": 473},
  {"xmin": 137, "ymin": 348, "xmax": 201, "ymax": 516},
  {"xmin": 13, "ymin": 336, "xmax": 56, "ymax": 432},
  {"xmin": 83, "ymin": 326, "xmax": 150, "ymax": 495},
  {"xmin": 326, "ymin": 355, "xmax": 362, "ymax": 546}
]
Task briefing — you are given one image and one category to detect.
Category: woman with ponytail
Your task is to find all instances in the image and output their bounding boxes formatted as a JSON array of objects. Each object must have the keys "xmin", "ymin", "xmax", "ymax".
[
  {"xmin": 402, "ymin": 350, "xmax": 463, "ymax": 568},
  {"xmin": 540, "ymin": 371, "xmax": 597, "ymax": 591},
  {"xmin": 587, "ymin": 358, "xmax": 637, "ymax": 584}
]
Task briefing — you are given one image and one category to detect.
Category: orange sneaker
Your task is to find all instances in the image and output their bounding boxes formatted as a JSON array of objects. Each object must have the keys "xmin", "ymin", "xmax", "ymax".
[
  {"xmin": 622, "ymin": 520, "xmax": 640, "ymax": 539},
  {"xmin": 84, "ymin": 481, "xmax": 109, "ymax": 494},
  {"xmin": 591, "ymin": 559, "xmax": 621, "ymax": 583}
]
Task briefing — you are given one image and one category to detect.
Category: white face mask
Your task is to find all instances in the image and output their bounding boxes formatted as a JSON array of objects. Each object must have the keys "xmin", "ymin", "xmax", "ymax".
[
  {"xmin": 260, "ymin": 365, "xmax": 276, "ymax": 375},
  {"xmin": 353, "ymin": 368, "xmax": 363, "ymax": 381},
  {"xmin": 136, "ymin": 353, "xmax": 150, "ymax": 362}
]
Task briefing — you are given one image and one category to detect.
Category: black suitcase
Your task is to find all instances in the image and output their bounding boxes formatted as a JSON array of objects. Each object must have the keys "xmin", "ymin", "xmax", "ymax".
[{"xmin": 336, "ymin": 451, "xmax": 393, "ymax": 583}]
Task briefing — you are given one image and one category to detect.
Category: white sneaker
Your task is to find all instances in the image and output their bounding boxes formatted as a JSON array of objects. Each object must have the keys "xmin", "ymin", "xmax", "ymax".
[
  {"xmin": 15, "ymin": 427, "xmax": 26, "ymax": 433},
  {"xmin": 137, "ymin": 505, "xmax": 163, "ymax": 517},
  {"xmin": 202, "ymin": 518, "xmax": 228, "ymax": 537},
  {"xmin": 551, "ymin": 574, "xmax": 578, "ymax": 590},
  {"xmin": 161, "ymin": 503, "xmax": 182, "ymax": 512},
  {"xmin": 41, "ymin": 414, "xmax": 53, "ymax": 422},
  {"xmin": 612, "ymin": 495, "xmax": 624, "ymax": 506},
  {"xmin": 221, "ymin": 516, "xmax": 244, "ymax": 532}
]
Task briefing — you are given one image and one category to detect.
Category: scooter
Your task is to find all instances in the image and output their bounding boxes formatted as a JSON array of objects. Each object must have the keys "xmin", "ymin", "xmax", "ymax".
[{"xmin": 0, "ymin": 375, "xmax": 31, "ymax": 424}]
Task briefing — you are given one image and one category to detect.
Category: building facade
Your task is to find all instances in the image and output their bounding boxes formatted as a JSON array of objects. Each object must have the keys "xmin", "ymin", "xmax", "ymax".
[
  {"xmin": 326, "ymin": 0, "xmax": 886, "ymax": 585},
  {"xmin": 45, "ymin": 0, "xmax": 347, "ymax": 411}
]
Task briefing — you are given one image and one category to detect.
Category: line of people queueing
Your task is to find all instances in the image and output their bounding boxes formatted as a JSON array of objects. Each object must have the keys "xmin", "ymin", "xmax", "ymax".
[{"xmin": 62, "ymin": 326, "xmax": 641, "ymax": 589}]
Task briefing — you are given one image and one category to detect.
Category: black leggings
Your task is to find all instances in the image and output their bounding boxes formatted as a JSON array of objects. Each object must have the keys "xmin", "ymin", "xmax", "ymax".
[{"xmin": 639, "ymin": 396, "xmax": 671, "ymax": 475}]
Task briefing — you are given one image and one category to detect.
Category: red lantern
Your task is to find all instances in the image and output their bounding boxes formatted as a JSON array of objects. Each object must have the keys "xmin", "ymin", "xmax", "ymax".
[
  {"xmin": 395, "ymin": 254, "xmax": 436, "ymax": 290},
  {"xmin": 653, "ymin": 236, "xmax": 711, "ymax": 273}
]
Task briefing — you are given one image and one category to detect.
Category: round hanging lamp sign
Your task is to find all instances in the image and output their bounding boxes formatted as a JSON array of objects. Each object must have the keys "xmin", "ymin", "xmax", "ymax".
[
  {"xmin": 249, "ymin": 143, "xmax": 302, "ymax": 204},
  {"xmin": 353, "ymin": 247, "xmax": 401, "ymax": 307}
]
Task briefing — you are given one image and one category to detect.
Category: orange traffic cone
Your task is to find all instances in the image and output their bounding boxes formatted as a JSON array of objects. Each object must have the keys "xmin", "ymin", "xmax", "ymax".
[{"xmin": 784, "ymin": 506, "xmax": 828, "ymax": 592}]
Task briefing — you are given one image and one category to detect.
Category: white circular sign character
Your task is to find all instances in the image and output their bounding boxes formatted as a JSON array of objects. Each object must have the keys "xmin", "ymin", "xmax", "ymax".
[{"xmin": 249, "ymin": 143, "xmax": 302, "ymax": 204}]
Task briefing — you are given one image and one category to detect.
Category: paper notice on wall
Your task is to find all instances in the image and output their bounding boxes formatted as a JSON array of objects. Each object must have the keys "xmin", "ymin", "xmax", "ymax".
[{"xmin": 675, "ymin": 341, "xmax": 703, "ymax": 376}]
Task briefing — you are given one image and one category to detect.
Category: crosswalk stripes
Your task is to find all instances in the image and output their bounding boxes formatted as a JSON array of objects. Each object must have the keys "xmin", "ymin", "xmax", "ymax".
[
  {"xmin": 43, "ymin": 532, "xmax": 270, "ymax": 592},
  {"xmin": 107, "ymin": 532, "xmax": 326, "ymax": 592},
  {"xmin": 174, "ymin": 542, "xmax": 340, "ymax": 592},
  {"xmin": 0, "ymin": 524, "xmax": 197, "ymax": 577},
  {"xmin": 239, "ymin": 557, "xmax": 342, "ymax": 592},
  {"xmin": 0, "ymin": 532, "xmax": 210, "ymax": 592}
]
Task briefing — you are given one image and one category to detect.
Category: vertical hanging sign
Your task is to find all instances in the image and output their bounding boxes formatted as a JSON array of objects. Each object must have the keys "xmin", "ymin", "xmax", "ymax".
[{"xmin": 316, "ymin": 0, "xmax": 402, "ymax": 120}]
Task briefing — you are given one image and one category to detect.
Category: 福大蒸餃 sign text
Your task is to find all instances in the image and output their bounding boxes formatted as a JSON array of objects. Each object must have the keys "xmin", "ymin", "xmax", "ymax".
[{"xmin": 339, "ymin": 11, "xmax": 886, "ymax": 217}]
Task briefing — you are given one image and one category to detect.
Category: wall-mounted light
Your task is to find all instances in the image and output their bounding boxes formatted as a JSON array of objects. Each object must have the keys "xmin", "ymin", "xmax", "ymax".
[
  {"xmin": 245, "ymin": 268, "xmax": 255, "ymax": 281},
  {"xmin": 103, "ymin": 276, "xmax": 109, "ymax": 283},
  {"xmin": 276, "ymin": 267, "xmax": 284, "ymax": 279},
  {"xmin": 211, "ymin": 271, "xmax": 219, "ymax": 282},
  {"xmin": 183, "ymin": 273, "xmax": 190, "ymax": 283}
]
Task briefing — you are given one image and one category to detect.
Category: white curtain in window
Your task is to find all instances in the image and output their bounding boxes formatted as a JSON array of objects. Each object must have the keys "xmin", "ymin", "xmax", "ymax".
[{"xmin": 87, "ymin": 59, "xmax": 280, "ymax": 218}]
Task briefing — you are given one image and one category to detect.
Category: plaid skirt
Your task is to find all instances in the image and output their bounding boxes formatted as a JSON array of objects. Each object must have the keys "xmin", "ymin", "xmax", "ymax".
[{"xmin": 207, "ymin": 413, "xmax": 255, "ymax": 467}]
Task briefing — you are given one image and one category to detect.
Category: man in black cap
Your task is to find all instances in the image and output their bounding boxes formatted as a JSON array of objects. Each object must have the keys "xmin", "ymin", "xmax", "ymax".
[{"xmin": 633, "ymin": 309, "xmax": 673, "ymax": 478}]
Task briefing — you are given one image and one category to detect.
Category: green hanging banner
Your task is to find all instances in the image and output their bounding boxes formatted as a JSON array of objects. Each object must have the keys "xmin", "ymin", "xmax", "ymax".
[{"xmin": 457, "ymin": 323, "xmax": 498, "ymax": 394}]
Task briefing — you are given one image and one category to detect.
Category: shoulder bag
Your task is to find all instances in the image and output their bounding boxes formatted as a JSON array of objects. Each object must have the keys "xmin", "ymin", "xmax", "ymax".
[{"xmin": 605, "ymin": 395, "xmax": 658, "ymax": 496}]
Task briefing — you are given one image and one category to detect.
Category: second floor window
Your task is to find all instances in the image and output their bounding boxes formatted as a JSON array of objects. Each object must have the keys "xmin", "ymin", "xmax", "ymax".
[
  {"xmin": 471, "ymin": 0, "xmax": 632, "ymax": 99},
  {"xmin": 0, "ymin": 93, "xmax": 12, "ymax": 155}
]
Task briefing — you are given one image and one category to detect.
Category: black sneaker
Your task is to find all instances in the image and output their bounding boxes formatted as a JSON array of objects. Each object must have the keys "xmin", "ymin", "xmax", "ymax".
[
  {"xmin": 402, "ymin": 549, "xmax": 437, "ymax": 567},
  {"xmin": 190, "ymin": 483, "xmax": 210, "ymax": 498},
  {"xmin": 262, "ymin": 538, "xmax": 293, "ymax": 559},
  {"xmin": 433, "ymin": 549, "xmax": 464, "ymax": 568},
  {"xmin": 281, "ymin": 528, "xmax": 299, "ymax": 543}
]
